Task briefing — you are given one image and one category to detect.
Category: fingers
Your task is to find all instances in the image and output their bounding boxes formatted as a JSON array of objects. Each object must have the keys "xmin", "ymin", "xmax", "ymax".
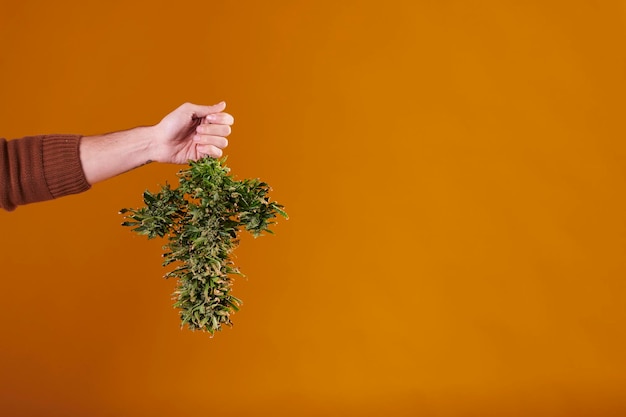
[
  {"xmin": 196, "ymin": 123, "xmax": 231, "ymax": 136},
  {"xmin": 182, "ymin": 101, "xmax": 227, "ymax": 119},
  {"xmin": 194, "ymin": 115, "xmax": 232, "ymax": 149},
  {"xmin": 193, "ymin": 134, "xmax": 228, "ymax": 148},
  {"xmin": 196, "ymin": 144, "xmax": 223, "ymax": 158},
  {"xmin": 180, "ymin": 101, "xmax": 233, "ymax": 160},
  {"xmin": 205, "ymin": 112, "xmax": 234, "ymax": 125}
]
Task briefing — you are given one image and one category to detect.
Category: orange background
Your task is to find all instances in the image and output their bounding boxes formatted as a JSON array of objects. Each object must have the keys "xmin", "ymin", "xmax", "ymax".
[{"xmin": 1, "ymin": 1, "xmax": 626, "ymax": 416}]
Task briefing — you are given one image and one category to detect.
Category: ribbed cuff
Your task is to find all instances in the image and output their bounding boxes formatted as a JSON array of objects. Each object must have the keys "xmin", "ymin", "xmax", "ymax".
[{"xmin": 42, "ymin": 135, "xmax": 91, "ymax": 199}]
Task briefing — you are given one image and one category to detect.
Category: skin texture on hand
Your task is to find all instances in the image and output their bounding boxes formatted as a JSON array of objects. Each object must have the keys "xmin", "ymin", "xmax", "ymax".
[
  {"xmin": 152, "ymin": 101, "xmax": 234, "ymax": 164},
  {"xmin": 79, "ymin": 102, "xmax": 233, "ymax": 185}
]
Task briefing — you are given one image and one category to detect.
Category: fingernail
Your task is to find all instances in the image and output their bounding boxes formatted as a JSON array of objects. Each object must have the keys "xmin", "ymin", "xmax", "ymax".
[{"xmin": 206, "ymin": 114, "xmax": 217, "ymax": 121}]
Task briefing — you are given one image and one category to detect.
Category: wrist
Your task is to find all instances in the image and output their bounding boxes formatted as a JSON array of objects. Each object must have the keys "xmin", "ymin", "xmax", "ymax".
[{"xmin": 141, "ymin": 125, "xmax": 160, "ymax": 163}]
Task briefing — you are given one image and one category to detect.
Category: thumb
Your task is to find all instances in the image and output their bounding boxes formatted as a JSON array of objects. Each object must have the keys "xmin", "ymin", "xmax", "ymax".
[{"xmin": 185, "ymin": 101, "xmax": 226, "ymax": 119}]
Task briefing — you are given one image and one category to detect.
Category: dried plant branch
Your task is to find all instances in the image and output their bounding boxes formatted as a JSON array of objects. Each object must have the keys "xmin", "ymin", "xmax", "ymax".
[{"xmin": 120, "ymin": 157, "xmax": 287, "ymax": 335}]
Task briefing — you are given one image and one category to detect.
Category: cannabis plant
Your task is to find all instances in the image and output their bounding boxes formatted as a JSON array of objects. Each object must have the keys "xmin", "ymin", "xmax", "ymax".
[{"xmin": 120, "ymin": 157, "xmax": 287, "ymax": 335}]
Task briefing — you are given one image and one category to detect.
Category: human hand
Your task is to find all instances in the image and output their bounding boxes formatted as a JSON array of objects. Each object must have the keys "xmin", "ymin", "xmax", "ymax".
[{"xmin": 150, "ymin": 102, "xmax": 234, "ymax": 164}]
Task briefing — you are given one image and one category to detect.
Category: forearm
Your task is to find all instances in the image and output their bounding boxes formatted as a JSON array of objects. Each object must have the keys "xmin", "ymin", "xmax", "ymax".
[{"xmin": 79, "ymin": 126, "xmax": 156, "ymax": 185}]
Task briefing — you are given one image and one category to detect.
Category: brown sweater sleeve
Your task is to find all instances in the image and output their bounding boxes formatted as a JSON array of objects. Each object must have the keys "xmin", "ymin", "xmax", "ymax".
[{"xmin": 0, "ymin": 135, "xmax": 91, "ymax": 211}]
